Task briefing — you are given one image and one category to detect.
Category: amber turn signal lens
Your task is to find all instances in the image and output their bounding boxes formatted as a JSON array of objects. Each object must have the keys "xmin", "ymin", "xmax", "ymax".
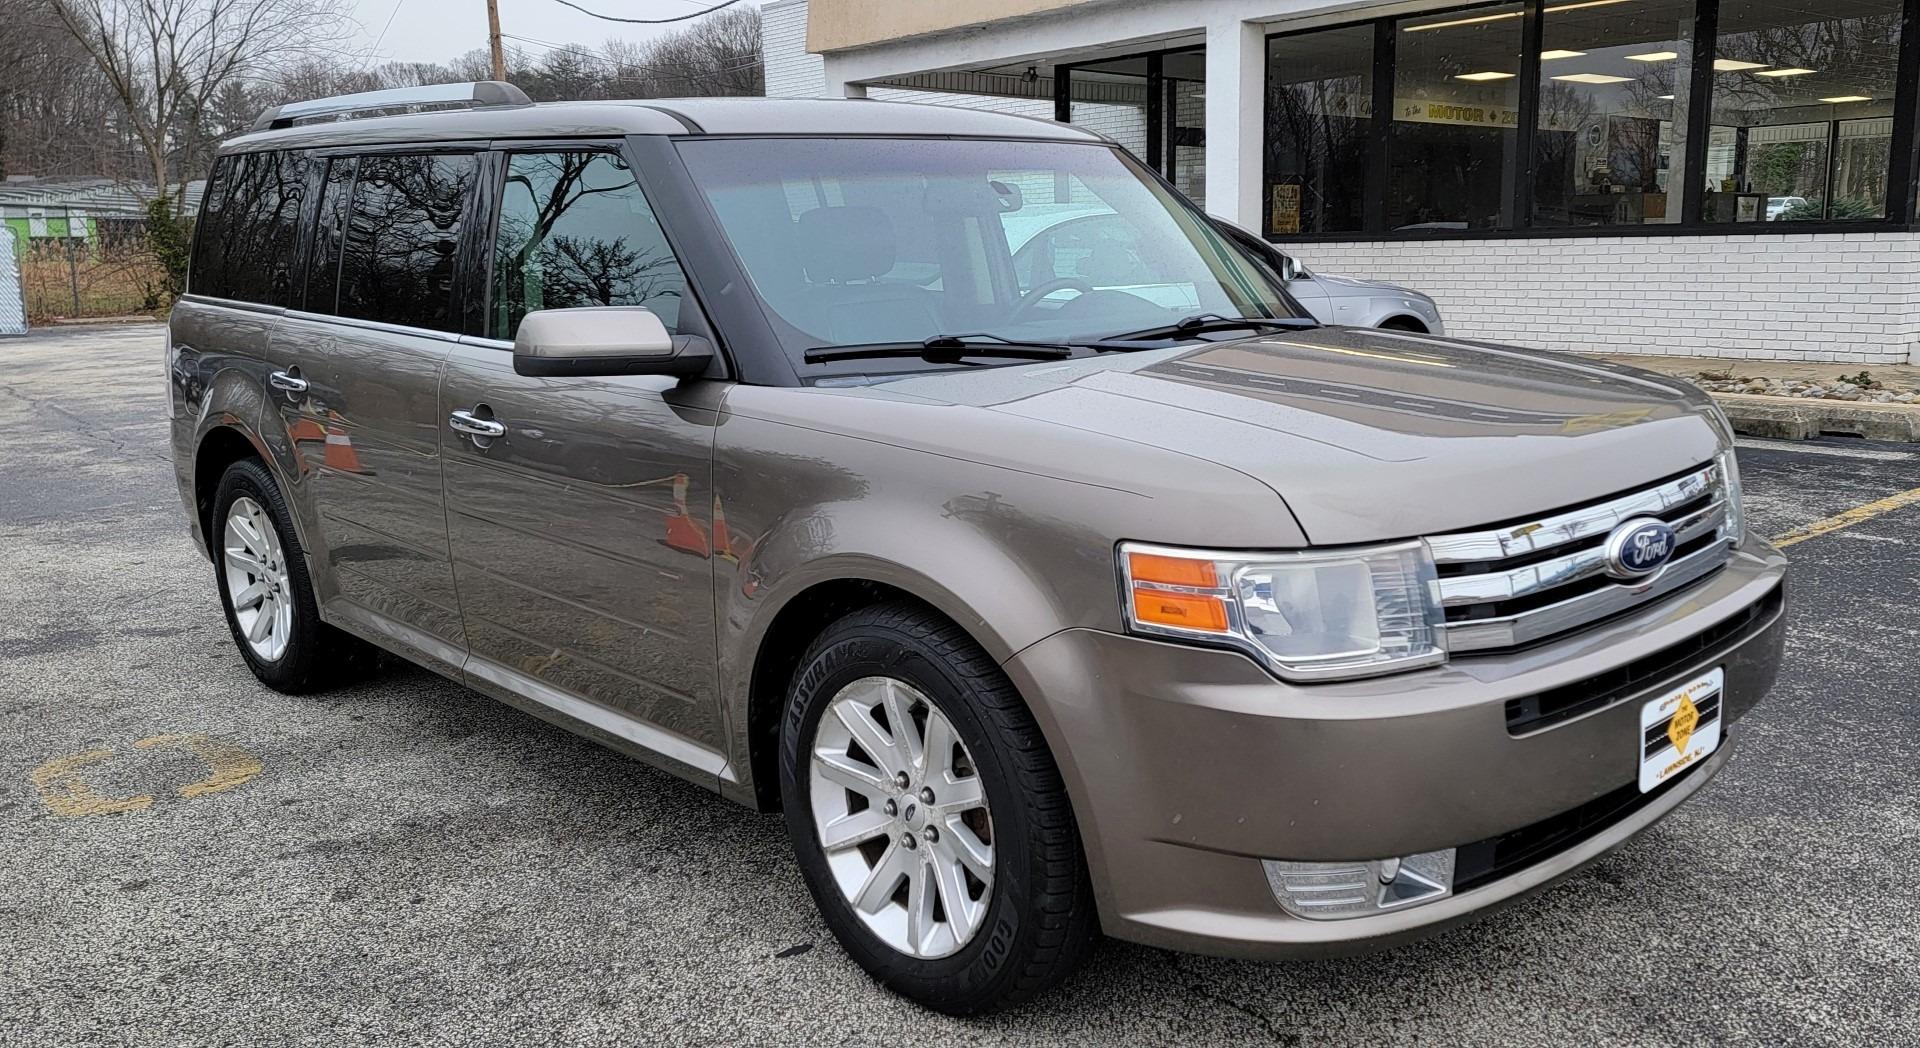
[
  {"xmin": 1131, "ymin": 588, "xmax": 1230, "ymax": 632},
  {"xmin": 1127, "ymin": 551, "xmax": 1218, "ymax": 588}
]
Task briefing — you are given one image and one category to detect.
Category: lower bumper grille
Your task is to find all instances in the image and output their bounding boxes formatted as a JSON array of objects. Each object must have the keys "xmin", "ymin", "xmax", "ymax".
[
  {"xmin": 1504, "ymin": 582, "xmax": 1783, "ymax": 736},
  {"xmin": 1452, "ymin": 755, "xmax": 1713, "ymax": 895}
]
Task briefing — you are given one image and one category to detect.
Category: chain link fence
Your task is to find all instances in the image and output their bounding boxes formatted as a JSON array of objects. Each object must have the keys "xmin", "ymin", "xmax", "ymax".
[
  {"xmin": 6, "ymin": 207, "xmax": 171, "ymax": 322},
  {"xmin": 0, "ymin": 228, "xmax": 28, "ymax": 335}
]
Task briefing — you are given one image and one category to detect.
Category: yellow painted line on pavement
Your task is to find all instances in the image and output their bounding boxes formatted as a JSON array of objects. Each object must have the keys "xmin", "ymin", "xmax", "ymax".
[
  {"xmin": 1772, "ymin": 485, "xmax": 1920, "ymax": 548},
  {"xmin": 27, "ymin": 749, "xmax": 154, "ymax": 817},
  {"xmin": 26, "ymin": 734, "xmax": 263, "ymax": 816},
  {"xmin": 134, "ymin": 733, "xmax": 264, "ymax": 798}
]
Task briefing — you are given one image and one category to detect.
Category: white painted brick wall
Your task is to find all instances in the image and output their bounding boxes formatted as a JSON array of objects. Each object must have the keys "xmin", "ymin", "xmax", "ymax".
[
  {"xmin": 763, "ymin": 0, "xmax": 826, "ymax": 98},
  {"xmin": 1275, "ymin": 233, "xmax": 1920, "ymax": 365}
]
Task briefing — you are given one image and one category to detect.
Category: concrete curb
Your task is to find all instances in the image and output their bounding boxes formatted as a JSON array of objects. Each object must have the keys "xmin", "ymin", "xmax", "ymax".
[{"xmin": 1711, "ymin": 391, "xmax": 1920, "ymax": 442}]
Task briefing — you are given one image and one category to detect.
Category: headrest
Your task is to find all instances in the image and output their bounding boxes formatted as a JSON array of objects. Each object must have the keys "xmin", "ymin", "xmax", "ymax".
[{"xmin": 796, "ymin": 206, "xmax": 896, "ymax": 284}]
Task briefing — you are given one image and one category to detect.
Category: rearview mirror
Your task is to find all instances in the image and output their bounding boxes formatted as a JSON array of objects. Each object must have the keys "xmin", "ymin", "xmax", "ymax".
[{"xmin": 511, "ymin": 307, "xmax": 713, "ymax": 378}]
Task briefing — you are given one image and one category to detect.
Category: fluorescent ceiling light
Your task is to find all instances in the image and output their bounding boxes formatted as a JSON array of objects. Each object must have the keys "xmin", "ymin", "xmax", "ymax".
[
  {"xmin": 1553, "ymin": 72, "xmax": 1634, "ymax": 84},
  {"xmin": 1755, "ymin": 68, "xmax": 1816, "ymax": 77},
  {"xmin": 1455, "ymin": 71, "xmax": 1517, "ymax": 81},
  {"xmin": 1404, "ymin": 0, "xmax": 1628, "ymax": 32},
  {"xmin": 1407, "ymin": 10, "xmax": 1521, "ymax": 31},
  {"xmin": 1821, "ymin": 95, "xmax": 1872, "ymax": 103},
  {"xmin": 1540, "ymin": 49, "xmax": 1586, "ymax": 60},
  {"xmin": 1626, "ymin": 51, "xmax": 1679, "ymax": 62},
  {"xmin": 1657, "ymin": 94, "xmax": 1675, "ymax": 100},
  {"xmin": 1714, "ymin": 59, "xmax": 1769, "ymax": 71}
]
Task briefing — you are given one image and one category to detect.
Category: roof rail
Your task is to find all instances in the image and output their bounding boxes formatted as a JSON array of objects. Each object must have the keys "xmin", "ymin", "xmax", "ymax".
[{"xmin": 249, "ymin": 81, "xmax": 533, "ymax": 132}]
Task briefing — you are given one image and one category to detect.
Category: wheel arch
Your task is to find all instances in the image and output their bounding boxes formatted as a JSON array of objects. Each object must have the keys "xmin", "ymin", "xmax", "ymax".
[
  {"xmin": 739, "ymin": 567, "xmax": 1035, "ymax": 813},
  {"xmin": 192, "ymin": 424, "xmax": 272, "ymax": 556},
  {"xmin": 1377, "ymin": 314, "xmax": 1430, "ymax": 333}
]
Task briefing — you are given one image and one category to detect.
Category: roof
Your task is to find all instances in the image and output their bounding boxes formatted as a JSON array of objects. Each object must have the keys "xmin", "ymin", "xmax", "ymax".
[
  {"xmin": 219, "ymin": 96, "xmax": 1105, "ymax": 154},
  {"xmin": 0, "ymin": 176, "xmax": 206, "ymax": 217}
]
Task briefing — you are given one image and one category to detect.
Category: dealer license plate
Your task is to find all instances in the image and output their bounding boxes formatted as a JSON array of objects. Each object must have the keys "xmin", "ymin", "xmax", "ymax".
[{"xmin": 1639, "ymin": 668, "xmax": 1723, "ymax": 793}]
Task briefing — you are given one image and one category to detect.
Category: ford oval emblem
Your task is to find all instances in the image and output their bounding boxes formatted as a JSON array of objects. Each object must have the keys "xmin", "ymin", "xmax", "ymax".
[{"xmin": 1604, "ymin": 518, "xmax": 1678, "ymax": 580}]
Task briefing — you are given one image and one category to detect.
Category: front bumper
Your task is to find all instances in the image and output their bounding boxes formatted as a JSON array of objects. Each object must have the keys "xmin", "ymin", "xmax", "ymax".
[{"xmin": 1002, "ymin": 540, "xmax": 1786, "ymax": 959}]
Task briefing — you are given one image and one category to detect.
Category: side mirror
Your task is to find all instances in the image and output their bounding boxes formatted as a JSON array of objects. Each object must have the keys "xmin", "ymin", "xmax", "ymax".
[
  {"xmin": 1209, "ymin": 215, "xmax": 1306, "ymax": 281},
  {"xmin": 511, "ymin": 307, "xmax": 713, "ymax": 378}
]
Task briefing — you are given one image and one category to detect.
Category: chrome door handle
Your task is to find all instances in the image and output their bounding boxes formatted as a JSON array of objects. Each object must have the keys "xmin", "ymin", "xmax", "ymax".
[
  {"xmin": 448, "ymin": 409, "xmax": 506, "ymax": 439},
  {"xmin": 268, "ymin": 370, "xmax": 308, "ymax": 394}
]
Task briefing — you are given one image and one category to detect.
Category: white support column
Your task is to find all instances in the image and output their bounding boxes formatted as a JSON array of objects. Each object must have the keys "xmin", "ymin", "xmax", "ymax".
[
  {"xmin": 821, "ymin": 56, "xmax": 869, "ymax": 99},
  {"xmin": 1203, "ymin": 17, "xmax": 1264, "ymax": 228}
]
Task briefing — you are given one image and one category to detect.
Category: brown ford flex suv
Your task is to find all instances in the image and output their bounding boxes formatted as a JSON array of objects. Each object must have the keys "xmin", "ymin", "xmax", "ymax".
[{"xmin": 168, "ymin": 85, "xmax": 1786, "ymax": 1014}]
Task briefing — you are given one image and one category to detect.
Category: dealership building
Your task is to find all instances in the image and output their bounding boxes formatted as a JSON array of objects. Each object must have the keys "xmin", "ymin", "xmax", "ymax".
[{"xmin": 763, "ymin": 0, "xmax": 1920, "ymax": 365}]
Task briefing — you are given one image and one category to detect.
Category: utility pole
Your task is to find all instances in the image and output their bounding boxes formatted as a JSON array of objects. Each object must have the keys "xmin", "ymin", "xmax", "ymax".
[{"xmin": 486, "ymin": 0, "xmax": 506, "ymax": 81}]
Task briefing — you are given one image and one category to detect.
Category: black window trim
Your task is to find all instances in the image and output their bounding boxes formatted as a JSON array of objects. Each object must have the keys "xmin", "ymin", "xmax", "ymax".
[{"xmin": 1258, "ymin": 0, "xmax": 1920, "ymax": 244}]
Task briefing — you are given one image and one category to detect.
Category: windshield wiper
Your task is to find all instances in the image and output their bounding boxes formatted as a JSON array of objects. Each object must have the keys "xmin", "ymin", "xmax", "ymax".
[
  {"xmin": 1089, "ymin": 313, "xmax": 1319, "ymax": 346},
  {"xmin": 803, "ymin": 333, "xmax": 1076, "ymax": 365}
]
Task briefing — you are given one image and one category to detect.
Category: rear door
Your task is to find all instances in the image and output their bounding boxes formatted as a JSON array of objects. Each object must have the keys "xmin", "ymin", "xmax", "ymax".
[
  {"xmin": 300, "ymin": 148, "xmax": 481, "ymax": 674},
  {"xmin": 441, "ymin": 145, "xmax": 729, "ymax": 773}
]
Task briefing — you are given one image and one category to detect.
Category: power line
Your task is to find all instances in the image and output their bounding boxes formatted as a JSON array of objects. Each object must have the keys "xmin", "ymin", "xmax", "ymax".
[
  {"xmin": 538, "ymin": 0, "xmax": 751, "ymax": 25},
  {"xmin": 368, "ymin": 0, "xmax": 407, "ymax": 62}
]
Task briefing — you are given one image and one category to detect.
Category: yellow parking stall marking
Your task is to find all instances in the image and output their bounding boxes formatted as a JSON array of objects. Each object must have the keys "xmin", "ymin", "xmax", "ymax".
[
  {"xmin": 134, "ymin": 734, "xmax": 264, "ymax": 798},
  {"xmin": 26, "ymin": 734, "xmax": 263, "ymax": 816},
  {"xmin": 1772, "ymin": 485, "xmax": 1920, "ymax": 549},
  {"xmin": 27, "ymin": 749, "xmax": 154, "ymax": 817}
]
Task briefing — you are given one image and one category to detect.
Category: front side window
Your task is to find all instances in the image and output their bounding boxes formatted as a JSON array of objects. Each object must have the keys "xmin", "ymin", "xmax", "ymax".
[
  {"xmin": 1531, "ymin": 0, "xmax": 1697, "ymax": 227},
  {"xmin": 677, "ymin": 137, "xmax": 1296, "ymax": 368},
  {"xmin": 489, "ymin": 151, "xmax": 688, "ymax": 340},
  {"xmin": 1389, "ymin": 4, "xmax": 1525, "ymax": 231},
  {"xmin": 1703, "ymin": 0, "xmax": 1903, "ymax": 223},
  {"xmin": 336, "ymin": 152, "xmax": 476, "ymax": 331}
]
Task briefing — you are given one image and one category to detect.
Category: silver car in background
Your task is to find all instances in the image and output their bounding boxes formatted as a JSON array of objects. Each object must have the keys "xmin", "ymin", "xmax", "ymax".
[
  {"xmin": 1215, "ymin": 219, "xmax": 1446, "ymax": 333},
  {"xmin": 1006, "ymin": 207, "xmax": 1445, "ymax": 333}
]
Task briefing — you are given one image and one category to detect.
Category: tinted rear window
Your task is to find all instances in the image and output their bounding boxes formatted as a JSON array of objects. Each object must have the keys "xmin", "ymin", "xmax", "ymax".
[
  {"xmin": 336, "ymin": 153, "xmax": 476, "ymax": 331},
  {"xmin": 190, "ymin": 150, "xmax": 307, "ymax": 306}
]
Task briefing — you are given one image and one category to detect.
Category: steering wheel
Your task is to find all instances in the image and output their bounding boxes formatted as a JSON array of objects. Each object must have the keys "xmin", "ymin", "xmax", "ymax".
[{"xmin": 1009, "ymin": 277, "xmax": 1095, "ymax": 324}]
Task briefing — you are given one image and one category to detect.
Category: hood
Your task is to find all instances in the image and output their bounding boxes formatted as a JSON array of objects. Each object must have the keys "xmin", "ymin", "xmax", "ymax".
[
  {"xmin": 861, "ymin": 326, "xmax": 1725, "ymax": 545},
  {"xmin": 1306, "ymin": 271, "xmax": 1414, "ymax": 297}
]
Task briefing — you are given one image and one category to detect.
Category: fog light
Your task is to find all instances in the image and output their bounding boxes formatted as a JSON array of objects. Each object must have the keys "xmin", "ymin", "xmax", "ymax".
[{"xmin": 1262, "ymin": 849, "xmax": 1456, "ymax": 920}]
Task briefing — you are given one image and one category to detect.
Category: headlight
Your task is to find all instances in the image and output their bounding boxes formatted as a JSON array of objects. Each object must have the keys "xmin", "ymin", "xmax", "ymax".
[
  {"xmin": 1119, "ymin": 541, "xmax": 1446, "ymax": 681},
  {"xmin": 1717, "ymin": 448, "xmax": 1746, "ymax": 548}
]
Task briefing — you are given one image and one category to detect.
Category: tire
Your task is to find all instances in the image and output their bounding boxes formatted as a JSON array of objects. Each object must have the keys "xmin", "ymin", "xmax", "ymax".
[
  {"xmin": 778, "ymin": 601, "xmax": 1097, "ymax": 1015},
  {"xmin": 210, "ymin": 458, "xmax": 375, "ymax": 693}
]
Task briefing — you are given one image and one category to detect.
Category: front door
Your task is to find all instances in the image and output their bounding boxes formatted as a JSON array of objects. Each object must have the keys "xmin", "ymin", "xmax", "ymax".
[
  {"xmin": 301, "ymin": 149, "xmax": 480, "ymax": 673},
  {"xmin": 442, "ymin": 147, "xmax": 728, "ymax": 771}
]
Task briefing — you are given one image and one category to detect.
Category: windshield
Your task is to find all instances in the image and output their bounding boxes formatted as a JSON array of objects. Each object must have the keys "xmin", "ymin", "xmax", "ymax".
[{"xmin": 675, "ymin": 137, "xmax": 1303, "ymax": 369}]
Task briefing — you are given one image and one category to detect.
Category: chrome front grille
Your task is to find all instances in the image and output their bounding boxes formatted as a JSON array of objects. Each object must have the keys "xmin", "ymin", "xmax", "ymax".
[{"xmin": 1429, "ymin": 463, "xmax": 1735, "ymax": 654}]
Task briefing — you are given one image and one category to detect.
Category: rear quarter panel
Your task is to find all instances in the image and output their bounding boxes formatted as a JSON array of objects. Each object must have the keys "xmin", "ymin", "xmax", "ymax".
[{"xmin": 169, "ymin": 300, "xmax": 307, "ymax": 554}]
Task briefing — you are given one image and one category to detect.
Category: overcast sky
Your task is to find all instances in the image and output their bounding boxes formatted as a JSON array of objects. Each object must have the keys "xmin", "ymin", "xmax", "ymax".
[{"xmin": 348, "ymin": 0, "xmax": 716, "ymax": 64}]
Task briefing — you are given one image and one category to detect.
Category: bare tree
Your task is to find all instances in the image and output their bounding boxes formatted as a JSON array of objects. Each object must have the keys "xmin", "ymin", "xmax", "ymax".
[{"xmin": 45, "ymin": 0, "xmax": 358, "ymax": 204}]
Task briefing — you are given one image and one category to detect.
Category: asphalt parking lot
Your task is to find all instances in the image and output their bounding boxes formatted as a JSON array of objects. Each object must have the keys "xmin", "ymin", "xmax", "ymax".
[{"xmin": 5, "ymin": 323, "xmax": 1919, "ymax": 1047}]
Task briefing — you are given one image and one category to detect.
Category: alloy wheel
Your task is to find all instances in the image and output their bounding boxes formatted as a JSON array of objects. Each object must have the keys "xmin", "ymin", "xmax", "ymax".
[
  {"xmin": 808, "ymin": 675, "xmax": 995, "ymax": 959},
  {"xmin": 222, "ymin": 495, "xmax": 294, "ymax": 662}
]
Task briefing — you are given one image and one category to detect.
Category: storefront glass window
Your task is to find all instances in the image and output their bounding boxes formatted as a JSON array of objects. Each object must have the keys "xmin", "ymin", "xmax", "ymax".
[
  {"xmin": 1703, "ymin": 0, "xmax": 1903, "ymax": 222},
  {"xmin": 1068, "ymin": 58, "xmax": 1150, "ymax": 164},
  {"xmin": 1265, "ymin": 25, "xmax": 1373, "ymax": 235},
  {"xmin": 1389, "ymin": 3, "xmax": 1525, "ymax": 231},
  {"xmin": 1531, "ymin": 0, "xmax": 1697, "ymax": 226}
]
